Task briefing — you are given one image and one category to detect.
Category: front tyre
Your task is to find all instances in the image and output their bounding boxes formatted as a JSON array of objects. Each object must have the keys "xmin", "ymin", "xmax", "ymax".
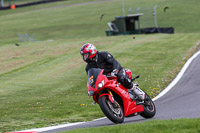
[
  {"xmin": 140, "ymin": 93, "xmax": 156, "ymax": 118},
  {"xmin": 98, "ymin": 95, "xmax": 124, "ymax": 123}
]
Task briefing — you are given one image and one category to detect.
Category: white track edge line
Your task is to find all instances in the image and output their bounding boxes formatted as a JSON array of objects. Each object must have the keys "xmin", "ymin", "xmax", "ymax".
[
  {"xmin": 19, "ymin": 50, "xmax": 200, "ymax": 132},
  {"xmin": 152, "ymin": 50, "xmax": 200, "ymax": 101},
  {"xmin": 19, "ymin": 117, "xmax": 107, "ymax": 132},
  {"xmin": 20, "ymin": 122, "xmax": 85, "ymax": 132}
]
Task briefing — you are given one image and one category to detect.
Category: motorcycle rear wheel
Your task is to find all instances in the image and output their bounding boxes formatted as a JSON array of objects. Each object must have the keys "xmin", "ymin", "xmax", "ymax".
[
  {"xmin": 98, "ymin": 95, "xmax": 124, "ymax": 123},
  {"xmin": 140, "ymin": 93, "xmax": 156, "ymax": 118}
]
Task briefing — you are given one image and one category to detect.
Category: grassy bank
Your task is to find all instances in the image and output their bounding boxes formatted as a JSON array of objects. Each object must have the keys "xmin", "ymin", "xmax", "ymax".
[
  {"xmin": 0, "ymin": 0, "xmax": 200, "ymax": 45},
  {"xmin": 62, "ymin": 118, "xmax": 200, "ymax": 133},
  {"xmin": 0, "ymin": 0, "xmax": 200, "ymax": 132},
  {"xmin": 1, "ymin": 34, "xmax": 199, "ymax": 132}
]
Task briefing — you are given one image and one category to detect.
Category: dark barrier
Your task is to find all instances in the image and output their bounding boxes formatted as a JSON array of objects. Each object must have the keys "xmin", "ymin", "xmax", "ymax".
[
  {"xmin": 141, "ymin": 27, "xmax": 174, "ymax": 34},
  {"xmin": 0, "ymin": 0, "xmax": 66, "ymax": 10}
]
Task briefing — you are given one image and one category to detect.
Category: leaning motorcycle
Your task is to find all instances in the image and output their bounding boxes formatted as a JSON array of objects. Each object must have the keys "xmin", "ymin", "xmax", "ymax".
[{"xmin": 87, "ymin": 68, "xmax": 156, "ymax": 123}]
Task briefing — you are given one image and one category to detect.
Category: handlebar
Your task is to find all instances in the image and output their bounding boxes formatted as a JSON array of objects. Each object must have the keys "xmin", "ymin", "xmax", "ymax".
[
  {"xmin": 106, "ymin": 75, "xmax": 117, "ymax": 78},
  {"xmin": 106, "ymin": 75, "xmax": 140, "ymax": 82},
  {"xmin": 131, "ymin": 75, "xmax": 140, "ymax": 82}
]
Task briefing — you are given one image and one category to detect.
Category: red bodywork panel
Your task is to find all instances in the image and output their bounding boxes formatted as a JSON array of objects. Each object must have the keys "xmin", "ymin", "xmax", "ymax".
[{"xmin": 87, "ymin": 69, "xmax": 144, "ymax": 117}]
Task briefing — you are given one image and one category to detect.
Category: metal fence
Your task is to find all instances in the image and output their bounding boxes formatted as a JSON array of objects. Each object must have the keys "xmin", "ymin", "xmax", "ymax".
[{"xmin": 128, "ymin": 5, "xmax": 158, "ymax": 28}]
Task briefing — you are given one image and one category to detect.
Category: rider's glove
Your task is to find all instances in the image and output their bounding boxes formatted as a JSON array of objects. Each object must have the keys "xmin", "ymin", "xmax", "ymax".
[{"xmin": 111, "ymin": 69, "xmax": 119, "ymax": 76}]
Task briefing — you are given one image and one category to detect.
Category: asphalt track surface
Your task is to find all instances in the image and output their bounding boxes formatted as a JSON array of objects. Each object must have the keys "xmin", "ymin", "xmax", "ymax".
[{"xmin": 35, "ymin": 50, "xmax": 200, "ymax": 133}]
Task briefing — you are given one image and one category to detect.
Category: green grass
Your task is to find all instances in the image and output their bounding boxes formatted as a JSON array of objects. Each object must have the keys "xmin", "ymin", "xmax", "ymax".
[
  {"xmin": 0, "ymin": 0, "xmax": 200, "ymax": 132},
  {"xmin": 62, "ymin": 118, "xmax": 200, "ymax": 133},
  {"xmin": 0, "ymin": 34, "xmax": 199, "ymax": 132},
  {"xmin": 0, "ymin": 0, "xmax": 104, "ymax": 16},
  {"xmin": 0, "ymin": 0, "xmax": 200, "ymax": 45}
]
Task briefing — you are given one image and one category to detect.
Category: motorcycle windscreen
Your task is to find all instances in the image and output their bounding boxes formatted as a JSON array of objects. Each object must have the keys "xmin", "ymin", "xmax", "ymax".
[{"xmin": 88, "ymin": 68, "xmax": 102, "ymax": 88}]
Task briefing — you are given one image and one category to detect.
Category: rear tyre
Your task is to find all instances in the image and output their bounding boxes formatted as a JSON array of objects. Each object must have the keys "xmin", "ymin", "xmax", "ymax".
[
  {"xmin": 140, "ymin": 93, "xmax": 156, "ymax": 118},
  {"xmin": 98, "ymin": 95, "xmax": 124, "ymax": 123}
]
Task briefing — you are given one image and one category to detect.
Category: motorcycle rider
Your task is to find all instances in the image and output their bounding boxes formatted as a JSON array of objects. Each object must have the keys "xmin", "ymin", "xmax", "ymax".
[{"xmin": 80, "ymin": 43, "xmax": 146, "ymax": 100}]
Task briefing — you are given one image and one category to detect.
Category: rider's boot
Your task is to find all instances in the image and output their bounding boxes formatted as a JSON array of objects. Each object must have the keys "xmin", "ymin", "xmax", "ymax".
[{"xmin": 130, "ymin": 84, "xmax": 146, "ymax": 101}]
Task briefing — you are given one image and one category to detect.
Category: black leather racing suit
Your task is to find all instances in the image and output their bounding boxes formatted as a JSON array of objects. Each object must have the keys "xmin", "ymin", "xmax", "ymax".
[{"xmin": 85, "ymin": 51, "xmax": 133, "ymax": 89}]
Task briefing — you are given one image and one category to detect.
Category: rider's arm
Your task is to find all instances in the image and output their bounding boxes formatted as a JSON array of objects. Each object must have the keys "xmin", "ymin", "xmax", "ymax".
[
  {"xmin": 104, "ymin": 52, "xmax": 122, "ymax": 71},
  {"xmin": 85, "ymin": 64, "xmax": 90, "ymax": 74}
]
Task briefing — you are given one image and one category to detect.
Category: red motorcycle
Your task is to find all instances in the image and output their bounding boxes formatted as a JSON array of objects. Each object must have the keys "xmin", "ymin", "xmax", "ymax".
[{"xmin": 87, "ymin": 68, "xmax": 156, "ymax": 123}]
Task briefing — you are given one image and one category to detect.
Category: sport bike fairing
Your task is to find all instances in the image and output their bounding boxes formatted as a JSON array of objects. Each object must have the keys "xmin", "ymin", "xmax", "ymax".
[{"xmin": 87, "ymin": 68, "xmax": 144, "ymax": 116}]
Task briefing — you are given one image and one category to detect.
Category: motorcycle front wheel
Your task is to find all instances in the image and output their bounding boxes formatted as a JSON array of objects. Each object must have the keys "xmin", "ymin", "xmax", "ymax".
[{"xmin": 98, "ymin": 95, "xmax": 124, "ymax": 123}]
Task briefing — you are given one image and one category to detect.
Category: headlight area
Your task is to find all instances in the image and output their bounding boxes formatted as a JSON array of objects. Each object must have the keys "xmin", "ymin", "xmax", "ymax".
[{"xmin": 98, "ymin": 80, "xmax": 105, "ymax": 89}]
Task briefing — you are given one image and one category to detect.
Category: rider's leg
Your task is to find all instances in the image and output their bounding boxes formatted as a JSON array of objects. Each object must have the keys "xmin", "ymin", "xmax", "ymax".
[
  {"xmin": 130, "ymin": 84, "xmax": 146, "ymax": 100},
  {"xmin": 117, "ymin": 68, "xmax": 146, "ymax": 100}
]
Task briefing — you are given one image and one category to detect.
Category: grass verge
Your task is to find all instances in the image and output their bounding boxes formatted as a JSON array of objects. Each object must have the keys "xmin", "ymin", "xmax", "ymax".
[{"xmin": 61, "ymin": 118, "xmax": 200, "ymax": 133}]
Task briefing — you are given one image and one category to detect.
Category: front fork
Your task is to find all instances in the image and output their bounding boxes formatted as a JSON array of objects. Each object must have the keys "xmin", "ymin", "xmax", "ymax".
[
  {"xmin": 92, "ymin": 89, "xmax": 120, "ymax": 107},
  {"xmin": 90, "ymin": 90, "xmax": 114, "ymax": 105},
  {"xmin": 107, "ymin": 89, "xmax": 120, "ymax": 108}
]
